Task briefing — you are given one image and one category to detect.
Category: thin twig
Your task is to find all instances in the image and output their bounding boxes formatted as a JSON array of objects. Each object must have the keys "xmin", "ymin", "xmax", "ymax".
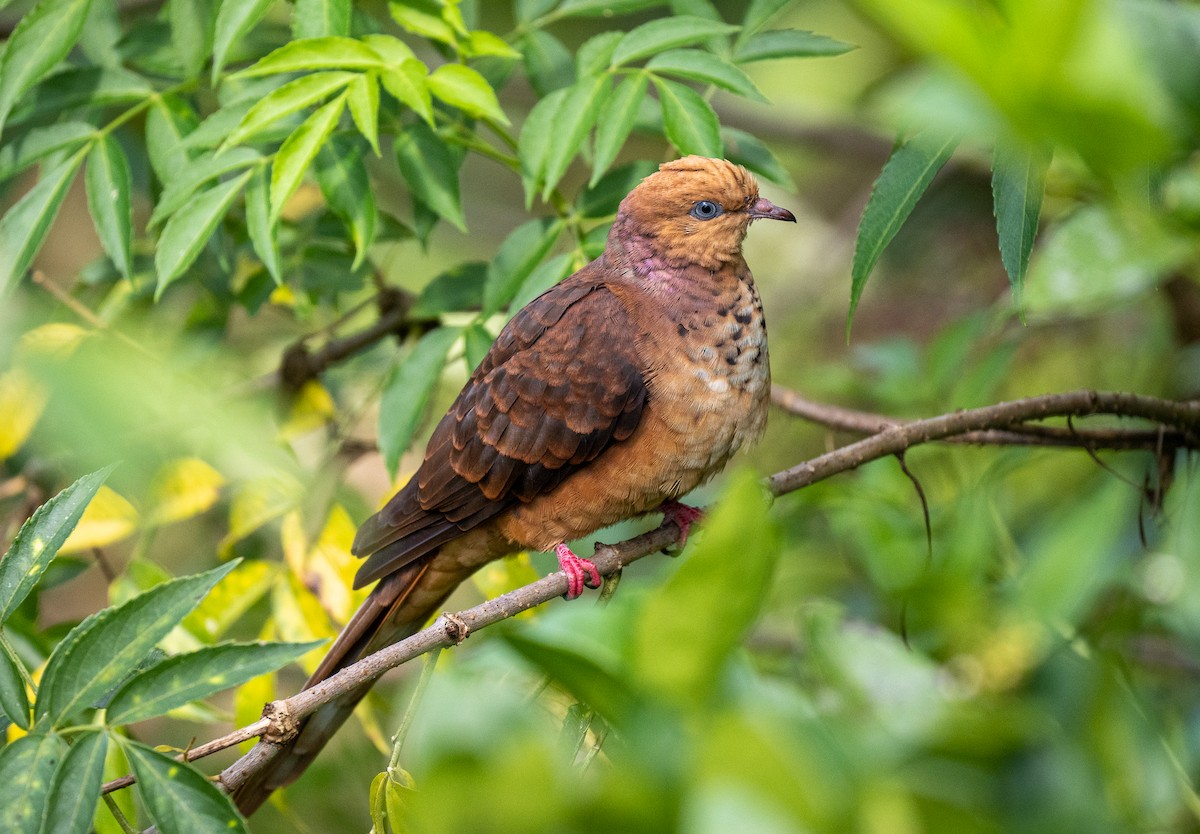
[
  {"xmin": 767, "ymin": 390, "xmax": 1200, "ymax": 496},
  {"xmin": 770, "ymin": 386, "xmax": 1192, "ymax": 450},
  {"xmin": 242, "ymin": 288, "xmax": 437, "ymax": 394},
  {"xmin": 31, "ymin": 271, "xmax": 154, "ymax": 358},
  {"xmin": 99, "ymin": 719, "xmax": 269, "ymax": 795}
]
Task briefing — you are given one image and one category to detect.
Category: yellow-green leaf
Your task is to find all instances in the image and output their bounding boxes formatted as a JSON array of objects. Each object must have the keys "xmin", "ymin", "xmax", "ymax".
[
  {"xmin": 0, "ymin": 369, "xmax": 47, "ymax": 461},
  {"xmin": 427, "ymin": 64, "xmax": 509, "ymax": 124},
  {"xmin": 154, "ymin": 170, "xmax": 253, "ymax": 299},
  {"xmin": 145, "ymin": 457, "xmax": 225, "ymax": 527},
  {"xmin": 270, "ymin": 93, "xmax": 346, "ymax": 222}
]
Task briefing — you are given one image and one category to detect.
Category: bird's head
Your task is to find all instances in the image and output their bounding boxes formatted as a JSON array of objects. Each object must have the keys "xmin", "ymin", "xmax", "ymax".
[{"xmin": 611, "ymin": 156, "xmax": 795, "ymax": 270}]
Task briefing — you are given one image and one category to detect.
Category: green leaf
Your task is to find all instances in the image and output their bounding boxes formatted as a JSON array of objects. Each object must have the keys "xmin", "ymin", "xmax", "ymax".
[
  {"xmin": 463, "ymin": 30, "xmax": 520, "ymax": 59},
  {"xmin": 591, "ymin": 72, "xmax": 649, "ymax": 185},
  {"xmin": 369, "ymin": 772, "xmax": 389, "ymax": 834},
  {"xmin": 576, "ymin": 30, "xmax": 623, "ymax": 77},
  {"xmin": 559, "ymin": 0, "xmax": 666, "ymax": 18},
  {"xmin": 579, "ymin": 160, "xmax": 657, "ymax": 217},
  {"xmin": 315, "ymin": 135, "xmax": 377, "ymax": 269},
  {"xmin": 849, "ymin": 133, "xmax": 957, "ymax": 334},
  {"xmin": 653, "ymin": 76, "xmax": 722, "ymax": 157},
  {"xmin": 84, "ymin": 134, "xmax": 133, "ymax": 279},
  {"xmin": 4, "ymin": 67, "xmax": 150, "ymax": 130},
  {"xmin": 293, "ymin": 0, "xmax": 350, "ymax": 39},
  {"xmin": 502, "ymin": 605, "xmax": 638, "ymax": 719},
  {"xmin": 516, "ymin": 0, "xmax": 559, "ymax": 23},
  {"xmin": 225, "ymin": 70, "xmax": 355, "ymax": 147},
  {"xmin": 125, "ymin": 742, "xmax": 249, "ymax": 833},
  {"xmin": 723, "ymin": 126, "xmax": 793, "ymax": 188},
  {"xmin": 735, "ymin": 28, "xmax": 855, "ymax": 62},
  {"xmin": 647, "ymin": 49, "xmax": 766, "ymax": 102},
  {"xmin": 360, "ymin": 32, "xmax": 417, "ymax": 64},
  {"xmin": 379, "ymin": 58, "xmax": 434, "ymax": 126},
  {"xmin": 509, "ymin": 251, "xmax": 573, "ymax": 312},
  {"xmin": 1018, "ymin": 480, "xmax": 1132, "ymax": 626},
  {"xmin": 106, "ymin": 640, "xmax": 323, "ymax": 724},
  {"xmin": 347, "ymin": 71, "xmax": 380, "ymax": 155},
  {"xmin": 379, "ymin": 326, "xmax": 461, "ymax": 477},
  {"xmin": 270, "ymin": 93, "xmax": 346, "ymax": 222},
  {"xmin": 517, "ymin": 86, "xmax": 568, "ymax": 206},
  {"xmin": 539, "ymin": 74, "xmax": 611, "ymax": 201},
  {"xmin": 410, "ymin": 261, "xmax": 487, "ymax": 317},
  {"xmin": 387, "ymin": 0, "xmax": 464, "ymax": 44},
  {"xmin": 146, "ymin": 95, "xmax": 199, "ymax": 183},
  {"xmin": 181, "ymin": 559, "xmax": 275, "ymax": 642},
  {"xmin": 394, "ymin": 123, "xmax": 466, "ymax": 232},
  {"xmin": 42, "ymin": 729, "xmax": 106, "ymax": 834},
  {"xmin": 244, "ymin": 165, "xmax": 280, "ymax": 284},
  {"xmin": 0, "ymin": 732, "xmax": 66, "ymax": 834},
  {"xmin": 741, "ymin": 0, "xmax": 790, "ymax": 36},
  {"xmin": 484, "ymin": 218, "xmax": 563, "ymax": 316},
  {"xmin": 671, "ymin": 0, "xmax": 722, "ymax": 22},
  {"xmin": 211, "ymin": 0, "xmax": 275, "ymax": 83},
  {"xmin": 36, "ymin": 561, "xmax": 238, "ymax": 726},
  {"xmin": 78, "ymin": 0, "xmax": 121, "ymax": 67},
  {"xmin": 462, "ymin": 322, "xmax": 493, "ymax": 372},
  {"xmin": 0, "ymin": 122, "xmax": 95, "ymax": 185},
  {"xmin": 521, "ymin": 29, "xmax": 574, "ymax": 96},
  {"xmin": 150, "ymin": 147, "xmax": 260, "ymax": 228},
  {"xmin": 610, "ymin": 15, "xmax": 738, "ymax": 67},
  {"xmin": 427, "ymin": 64, "xmax": 509, "ymax": 124},
  {"xmin": 181, "ymin": 99, "xmax": 253, "ymax": 152},
  {"xmin": 168, "ymin": 0, "xmax": 215, "ymax": 80},
  {"xmin": 234, "ymin": 36, "xmax": 388, "ymax": 77},
  {"xmin": 0, "ymin": 640, "xmax": 30, "ymax": 729},
  {"xmin": 1023, "ymin": 204, "xmax": 1189, "ymax": 315},
  {"xmin": 0, "ymin": 468, "xmax": 113, "ymax": 624},
  {"xmin": 0, "ymin": 149, "xmax": 84, "ymax": 297},
  {"xmin": 992, "ymin": 140, "xmax": 1050, "ymax": 305},
  {"xmin": 0, "ymin": 0, "xmax": 95, "ymax": 138},
  {"xmin": 631, "ymin": 469, "xmax": 779, "ymax": 703},
  {"xmin": 155, "ymin": 170, "xmax": 253, "ymax": 299}
]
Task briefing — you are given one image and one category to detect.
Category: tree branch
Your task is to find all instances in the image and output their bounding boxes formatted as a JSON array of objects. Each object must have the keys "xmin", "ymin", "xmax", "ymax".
[
  {"xmin": 96, "ymin": 388, "xmax": 1200, "ymax": 799},
  {"xmin": 767, "ymin": 389, "xmax": 1199, "ymax": 495},
  {"xmin": 771, "ymin": 386, "xmax": 1195, "ymax": 451},
  {"xmin": 276, "ymin": 288, "xmax": 438, "ymax": 392}
]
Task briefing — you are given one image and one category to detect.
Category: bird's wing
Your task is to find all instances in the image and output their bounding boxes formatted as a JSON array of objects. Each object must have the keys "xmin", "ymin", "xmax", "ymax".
[{"xmin": 352, "ymin": 271, "xmax": 648, "ymax": 587}]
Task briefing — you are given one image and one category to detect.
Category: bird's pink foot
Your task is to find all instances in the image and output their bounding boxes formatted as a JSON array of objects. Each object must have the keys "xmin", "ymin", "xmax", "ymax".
[
  {"xmin": 660, "ymin": 500, "xmax": 704, "ymax": 549},
  {"xmin": 555, "ymin": 542, "xmax": 601, "ymax": 599}
]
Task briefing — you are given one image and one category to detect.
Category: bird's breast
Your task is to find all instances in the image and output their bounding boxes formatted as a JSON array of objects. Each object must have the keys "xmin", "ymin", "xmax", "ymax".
[{"xmin": 648, "ymin": 278, "xmax": 770, "ymax": 470}]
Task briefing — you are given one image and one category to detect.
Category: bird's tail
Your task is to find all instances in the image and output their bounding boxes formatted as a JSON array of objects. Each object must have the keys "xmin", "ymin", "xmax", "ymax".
[{"xmin": 229, "ymin": 557, "xmax": 466, "ymax": 815}]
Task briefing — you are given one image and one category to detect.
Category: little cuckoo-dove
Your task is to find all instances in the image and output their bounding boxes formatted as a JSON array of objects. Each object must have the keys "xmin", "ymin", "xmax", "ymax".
[{"xmin": 231, "ymin": 156, "xmax": 795, "ymax": 813}]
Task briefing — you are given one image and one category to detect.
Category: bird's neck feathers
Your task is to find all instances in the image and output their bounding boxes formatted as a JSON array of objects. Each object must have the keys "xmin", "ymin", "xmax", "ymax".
[{"xmin": 603, "ymin": 211, "xmax": 751, "ymax": 291}]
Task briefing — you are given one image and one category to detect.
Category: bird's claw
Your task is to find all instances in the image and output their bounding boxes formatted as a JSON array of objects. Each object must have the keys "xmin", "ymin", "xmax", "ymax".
[
  {"xmin": 660, "ymin": 501, "xmax": 704, "ymax": 550},
  {"xmin": 555, "ymin": 543, "xmax": 601, "ymax": 599}
]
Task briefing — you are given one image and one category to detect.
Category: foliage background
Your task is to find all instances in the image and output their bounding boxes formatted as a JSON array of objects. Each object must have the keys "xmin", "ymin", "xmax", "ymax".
[{"xmin": 1, "ymin": 0, "xmax": 1200, "ymax": 831}]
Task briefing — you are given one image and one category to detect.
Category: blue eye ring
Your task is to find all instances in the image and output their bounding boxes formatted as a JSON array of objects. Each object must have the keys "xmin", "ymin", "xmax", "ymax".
[{"xmin": 690, "ymin": 200, "xmax": 723, "ymax": 220}]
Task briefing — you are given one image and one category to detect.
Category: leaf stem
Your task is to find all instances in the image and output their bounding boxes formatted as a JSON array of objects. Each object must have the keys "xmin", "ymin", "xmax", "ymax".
[
  {"xmin": 102, "ymin": 792, "xmax": 138, "ymax": 834},
  {"xmin": 387, "ymin": 646, "xmax": 441, "ymax": 772}
]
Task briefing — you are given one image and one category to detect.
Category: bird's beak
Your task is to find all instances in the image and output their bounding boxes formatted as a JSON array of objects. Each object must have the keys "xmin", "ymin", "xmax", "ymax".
[{"xmin": 748, "ymin": 197, "xmax": 796, "ymax": 223}]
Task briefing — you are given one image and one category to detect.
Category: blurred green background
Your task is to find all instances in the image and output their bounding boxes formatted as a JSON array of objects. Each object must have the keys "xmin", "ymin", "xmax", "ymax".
[{"xmin": 2, "ymin": 0, "xmax": 1200, "ymax": 831}]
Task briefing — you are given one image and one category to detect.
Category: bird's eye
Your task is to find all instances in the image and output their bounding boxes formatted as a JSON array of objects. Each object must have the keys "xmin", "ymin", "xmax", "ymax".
[{"xmin": 690, "ymin": 200, "xmax": 723, "ymax": 220}]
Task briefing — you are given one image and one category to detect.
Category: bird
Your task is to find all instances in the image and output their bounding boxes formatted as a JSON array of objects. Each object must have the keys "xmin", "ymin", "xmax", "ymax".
[{"xmin": 230, "ymin": 155, "xmax": 795, "ymax": 813}]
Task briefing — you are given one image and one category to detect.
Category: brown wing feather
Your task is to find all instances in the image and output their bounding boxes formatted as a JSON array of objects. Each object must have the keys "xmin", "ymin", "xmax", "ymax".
[{"xmin": 351, "ymin": 267, "xmax": 648, "ymax": 588}]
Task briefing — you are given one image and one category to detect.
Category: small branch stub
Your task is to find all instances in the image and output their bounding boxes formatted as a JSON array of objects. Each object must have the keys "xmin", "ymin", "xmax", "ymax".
[
  {"xmin": 442, "ymin": 613, "xmax": 470, "ymax": 645},
  {"xmin": 261, "ymin": 701, "xmax": 300, "ymax": 745}
]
